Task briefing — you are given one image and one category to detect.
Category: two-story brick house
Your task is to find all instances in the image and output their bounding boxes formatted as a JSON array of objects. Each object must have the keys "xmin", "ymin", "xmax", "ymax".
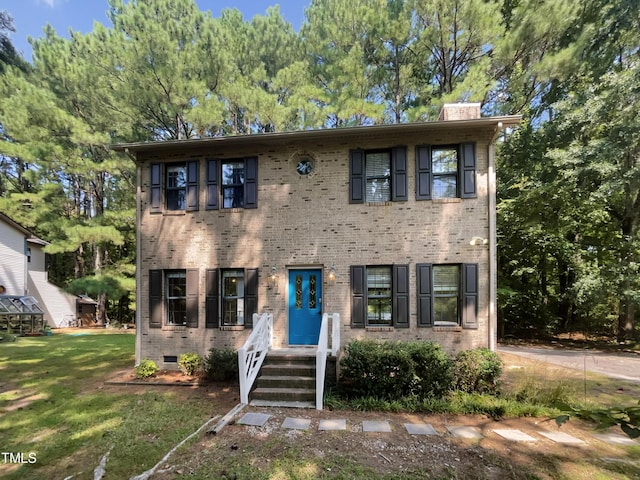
[{"xmin": 116, "ymin": 104, "xmax": 520, "ymax": 377}]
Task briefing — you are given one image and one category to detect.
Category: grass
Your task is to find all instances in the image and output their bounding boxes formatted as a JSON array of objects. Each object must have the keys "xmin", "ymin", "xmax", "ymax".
[
  {"xmin": 0, "ymin": 331, "xmax": 217, "ymax": 480},
  {"xmin": 1, "ymin": 333, "xmax": 639, "ymax": 479}
]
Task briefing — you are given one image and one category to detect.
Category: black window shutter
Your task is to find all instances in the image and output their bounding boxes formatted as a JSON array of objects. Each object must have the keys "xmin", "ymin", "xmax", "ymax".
[
  {"xmin": 391, "ymin": 147, "xmax": 408, "ymax": 201},
  {"xmin": 415, "ymin": 145, "xmax": 432, "ymax": 200},
  {"xmin": 186, "ymin": 268, "xmax": 199, "ymax": 327},
  {"xmin": 186, "ymin": 160, "xmax": 199, "ymax": 211},
  {"xmin": 150, "ymin": 163, "xmax": 162, "ymax": 212},
  {"xmin": 462, "ymin": 263, "xmax": 478, "ymax": 329},
  {"xmin": 205, "ymin": 269, "xmax": 219, "ymax": 328},
  {"xmin": 392, "ymin": 264, "xmax": 409, "ymax": 327},
  {"xmin": 149, "ymin": 269, "xmax": 163, "ymax": 328},
  {"xmin": 349, "ymin": 150, "xmax": 365, "ymax": 204},
  {"xmin": 350, "ymin": 266, "xmax": 366, "ymax": 328},
  {"xmin": 206, "ymin": 159, "xmax": 219, "ymax": 210},
  {"xmin": 416, "ymin": 264, "xmax": 433, "ymax": 327},
  {"xmin": 460, "ymin": 143, "xmax": 477, "ymax": 199},
  {"xmin": 244, "ymin": 268, "xmax": 259, "ymax": 328},
  {"xmin": 244, "ymin": 157, "xmax": 258, "ymax": 209}
]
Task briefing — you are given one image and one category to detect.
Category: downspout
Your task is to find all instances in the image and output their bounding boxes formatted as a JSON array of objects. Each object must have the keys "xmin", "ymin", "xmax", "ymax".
[
  {"xmin": 126, "ymin": 148, "xmax": 143, "ymax": 366},
  {"xmin": 487, "ymin": 123, "xmax": 503, "ymax": 351}
]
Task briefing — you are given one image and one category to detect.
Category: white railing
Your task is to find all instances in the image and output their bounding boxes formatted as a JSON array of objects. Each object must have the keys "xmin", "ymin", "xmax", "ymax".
[
  {"xmin": 316, "ymin": 313, "xmax": 340, "ymax": 410},
  {"xmin": 238, "ymin": 312, "xmax": 273, "ymax": 405}
]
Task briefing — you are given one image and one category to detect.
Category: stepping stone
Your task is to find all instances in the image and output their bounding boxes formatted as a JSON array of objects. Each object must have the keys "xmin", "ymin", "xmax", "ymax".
[
  {"xmin": 592, "ymin": 433, "xmax": 639, "ymax": 446},
  {"xmin": 237, "ymin": 412, "xmax": 271, "ymax": 427},
  {"xmin": 447, "ymin": 426, "xmax": 484, "ymax": 439},
  {"xmin": 405, "ymin": 423, "xmax": 438, "ymax": 435},
  {"xmin": 319, "ymin": 419, "xmax": 347, "ymax": 431},
  {"xmin": 362, "ymin": 420, "xmax": 392, "ymax": 433},
  {"xmin": 493, "ymin": 429, "xmax": 537, "ymax": 442},
  {"xmin": 538, "ymin": 431, "xmax": 586, "ymax": 445},
  {"xmin": 282, "ymin": 417, "xmax": 311, "ymax": 430}
]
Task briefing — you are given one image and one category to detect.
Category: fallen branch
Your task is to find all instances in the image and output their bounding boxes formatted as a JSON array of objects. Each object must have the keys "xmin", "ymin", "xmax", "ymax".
[{"xmin": 129, "ymin": 415, "xmax": 221, "ymax": 480}]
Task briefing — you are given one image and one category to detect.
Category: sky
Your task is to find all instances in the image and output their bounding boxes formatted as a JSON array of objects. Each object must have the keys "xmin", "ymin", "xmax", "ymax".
[{"xmin": 3, "ymin": 0, "xmax": 308, "ymax": 62}]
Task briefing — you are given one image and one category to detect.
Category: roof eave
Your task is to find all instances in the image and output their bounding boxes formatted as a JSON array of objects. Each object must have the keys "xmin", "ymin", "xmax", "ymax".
[{"xmin": 111, "ymin": 116, "xmax": 522, "ymax": 155}]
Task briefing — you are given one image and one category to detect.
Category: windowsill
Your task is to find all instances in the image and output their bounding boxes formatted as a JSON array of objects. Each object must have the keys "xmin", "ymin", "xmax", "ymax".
[
  {"xmin": 221, "ymin": 208, "xmax": 244, "ymax": 214},
  {"xmin": 366, "ymin": 201, "xmax": 392, "ymax": 207},
  {"xmin": 163, "ymin": 324, "xmax": 187, "ymax": 332},
  {"xmin": 366, "ymin": 326, "xmax": 394, "ymax": 332},
  {"xmin": 220, "ymin": 325, "xmax": 245, "ymax": 331},
  {"xmin": 162, "ymin": 211, "xmax": 186, "ymax": 216},
  {"xmin": 433, "ymin": 324, "xmax": 463, "ymax": 332},
  {"xmin": 431, "ymin": 198, "xmax": 462, "ymax": 204}
]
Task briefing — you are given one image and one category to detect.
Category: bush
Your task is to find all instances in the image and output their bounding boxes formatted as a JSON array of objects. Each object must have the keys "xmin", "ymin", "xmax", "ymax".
[
  {"xmin": 135, "ymin": 359, "xmax": 159, "ymax": 379},
  {"xmin": 203, "ymin": 347, "xmax": 238, "ymax": 382},
  {"xmin": 339, "ymin": 340, "xmax": 453, "ymax": 400},
  {"xmin": 178, "ymin": 352, "xmax": 203, "ymax": 376},
  {"xmin": 451, "ymin": 348, "xmax": 503, "ymax": 394}
]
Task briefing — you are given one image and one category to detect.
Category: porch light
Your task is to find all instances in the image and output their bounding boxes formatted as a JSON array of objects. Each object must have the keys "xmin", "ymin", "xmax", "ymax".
[
  {"xmin": 470, "ymin": 236, "xmax": 488, "ymax": 246},
  {"xmin": 327, "ymin": 265, "xmax": 337, "ymax": 285},
  {"xmin": 268, "ymin": 266, "xmax": 278, "ymax": 287}
]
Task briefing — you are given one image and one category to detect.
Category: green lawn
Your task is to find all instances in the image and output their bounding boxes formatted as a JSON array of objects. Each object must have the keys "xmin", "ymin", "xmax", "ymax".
[{"xmin": 0, "ymin": 332, "xmax": 218, "ymax": 480}]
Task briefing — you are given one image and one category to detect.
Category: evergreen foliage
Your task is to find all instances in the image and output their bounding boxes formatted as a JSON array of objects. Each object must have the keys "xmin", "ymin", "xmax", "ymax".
[{"xmin": 0, "ymin": 0, "xmax": 638, "ymax": 339}]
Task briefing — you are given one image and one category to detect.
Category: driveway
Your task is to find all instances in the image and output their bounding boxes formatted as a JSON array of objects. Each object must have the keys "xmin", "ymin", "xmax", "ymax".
[{"xmin": 497, "ymin": 345, "xmax": 640, "ymax": 383}]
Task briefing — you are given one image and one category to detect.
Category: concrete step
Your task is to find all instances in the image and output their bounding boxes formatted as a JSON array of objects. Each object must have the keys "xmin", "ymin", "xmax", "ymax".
[
  {"xmin": 251, "ymin": 387, "xmax": 315, "ymax": 402},
  {"xmin": 263, "ymin": 354, "xmax": 316, "ymax": 367},
  {"xmin": 260, "ymin": 363, "xmax": 316, "ymax": 377},
  {"xmin": 255, "ymin": 375, "xmax": 315, "ymax": 389}
]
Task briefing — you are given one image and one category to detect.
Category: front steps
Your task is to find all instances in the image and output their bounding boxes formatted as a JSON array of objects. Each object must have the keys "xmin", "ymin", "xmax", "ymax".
[{"xmin": 250, "ymin": 350, "xmax": 317, "ymax": 408}]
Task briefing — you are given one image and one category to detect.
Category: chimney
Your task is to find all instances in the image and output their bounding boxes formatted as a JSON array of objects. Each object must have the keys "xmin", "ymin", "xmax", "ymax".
[{"xmin": 438, "ymin": 103, "xmax": 482, "ymax": 121}]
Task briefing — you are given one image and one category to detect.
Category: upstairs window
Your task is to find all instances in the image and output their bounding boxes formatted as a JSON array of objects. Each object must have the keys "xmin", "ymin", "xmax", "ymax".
[
  {"xmin": 166, "ymin": 164, "xmax": 186, "ymax": 210},
  {"xmin": 150, "ymin": 161, "xmax": 199, "ymax": 213},
  {"xmin": 205, "ymin": 157, "xmax": 258, "ymax": 210},
  {"xmin": 222, "ymin": 161, "xmax": 245, "ymax": 208},
  {"xmin": 365, "ymin": 152, "xmax": 391, "ymax": 202},
  {"xmin": 349, "ymin": 147, "xmax": 407, "ymax": 203},
  {"xmin": 416, "ymin": 143, "xmax": 476, "ymax": 200}
]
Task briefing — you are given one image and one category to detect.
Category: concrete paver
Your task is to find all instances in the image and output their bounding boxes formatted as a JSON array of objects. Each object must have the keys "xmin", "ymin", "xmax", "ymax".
[
  {"xmin": 282, "ymin": 417, "xmax": 311, "ymax": 430},
  {"xmin": 318, "ymin": 419, "xmax": 347, "ymax": 431},
  {"xmin": 447, "ymin": 426, "xmax": 484, "ymax": 439},
  {"xmin": 592, "ymin": 433, "xmax": 639, "ymax": 446},
  {"xmin": 237, "ymin": 412, "xmax": 271, "ymax": 427},
  {"xmin": 404, "ymin": 423, "xmax": 438, "ymax": 435},
  {"xmin": 362, "ymin": 420, "xmax": 392, "ymax": 433},
  {"xmin": 537, "ymin": 431, "xmax": 586, "ymax": 445},
  {"xmin": 493, "ymin": 429, "xmax": 537, "ymax": 442}
]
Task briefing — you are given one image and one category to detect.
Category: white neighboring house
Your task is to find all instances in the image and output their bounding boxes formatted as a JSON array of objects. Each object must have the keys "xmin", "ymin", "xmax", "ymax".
[{"xmin": 0, "ymin": 212, "xmax": 77, "ymax": 327}]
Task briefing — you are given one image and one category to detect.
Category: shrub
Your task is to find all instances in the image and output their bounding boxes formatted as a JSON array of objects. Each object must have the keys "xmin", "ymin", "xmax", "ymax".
[
  {"xmin": 178, "ymin": 352, "xmax": 203, "ymax": 376},
  {"xmin": 452, "ymin": 348, "xmax": 503, "ymax": 394},
  {"xmin": 339, "ymin": 340, "xmax": 453, "ymax": 400},
  {"xmin": 203, "ymin": 347, "xmax": 238, "ymax": 382},
  {"xmin": 135, "ymin": 359, "xmax": 159, "ymax": 379}
]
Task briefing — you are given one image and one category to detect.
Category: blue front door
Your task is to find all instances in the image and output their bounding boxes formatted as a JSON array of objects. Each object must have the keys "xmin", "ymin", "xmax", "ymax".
[{"xmin": 288, "ymin": 269, "xmax": 323, "ymax": 345}]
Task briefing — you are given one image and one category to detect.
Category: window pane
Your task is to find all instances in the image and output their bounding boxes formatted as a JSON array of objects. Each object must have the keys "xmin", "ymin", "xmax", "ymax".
[
  {"xmin": 167, "ymin": 273, "xmax": 186, "ymax": 297},
  {"xmin": 433, "ymin": 265, "xmax": 459, "ymax": 324},
  {"xmin": 166, "ymin": 188, "xmax": 186, "ymax": 210},
  {"xmin": 434, "ymin": 265, "xmax": 458, "ymax": 293},
  {"xmin": 434, "ymin": 297, "xmax": 458, "ymax": 323},
  {"xmin": 367, "ymin": 267, "xmax": 392, "ymax": 325},
  {"xmin": 166, "ymin": 272, "xmax": 186, "ymax": 325},
  {"xmin": 222, "ymin": 162, "xmax": 245, "ymax": 186},
  {"xmin": 223, "ymin": 270, "xmax": 244, "ymax": 326},
  {"xmin": 222, "ymin": 186, "xmax": 244, "ymax": 208},
  {"xmin": 167, "ymin": 165, "xmax": 186, "ymax": 188},
  {"xmin": 365, "ymin": 152, "xmax": 391, "ymax": 202},
  {"xmin": 433, "ymin": 175, "xmax": 457, "ymax": 198},
  {"xmin": 367, "ymin": 298, "xmax": 392, "ymax": 325},
  {"xmin": 432, "ymin": 148, "xmax": 458, "ymax": 174}
]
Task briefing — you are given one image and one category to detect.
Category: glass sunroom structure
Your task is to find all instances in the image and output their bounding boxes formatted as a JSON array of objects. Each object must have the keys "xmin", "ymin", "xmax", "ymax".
[{"xmin": 0, "ymin": 295, "xmax": 45, "ymax": 335}]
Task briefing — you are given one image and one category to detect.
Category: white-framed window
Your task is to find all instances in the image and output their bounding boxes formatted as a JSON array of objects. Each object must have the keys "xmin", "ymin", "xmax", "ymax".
[
  {"xmin": 222, "ymin": 269, "xmax": 245, "ymax": 325},
  {"xmin": 165, "ymin": 271, "xmax": 186, "ymax": 325}
]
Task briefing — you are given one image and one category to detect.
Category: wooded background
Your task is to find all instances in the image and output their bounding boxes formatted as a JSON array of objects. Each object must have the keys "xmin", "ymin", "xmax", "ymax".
[{"xmin": 0, "ymin": 0, "xmax": 638, "ymax": 340}]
